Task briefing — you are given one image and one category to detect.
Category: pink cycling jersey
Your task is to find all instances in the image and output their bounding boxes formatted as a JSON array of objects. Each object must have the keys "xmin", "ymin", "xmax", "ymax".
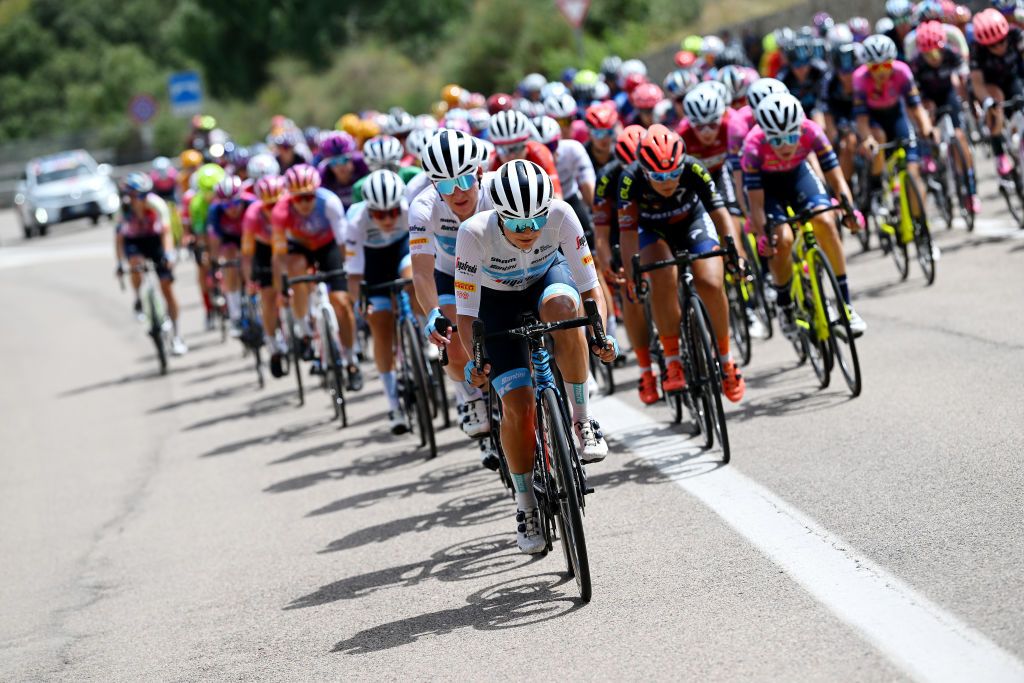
[
  {"xmin": 740, "ymin": 119, "xmax": 838, "ymax": 188},
  {"xmin": 852, "ymin": 61, "xmax": 921, "ymax": 114},
  {"xmin": 726, "ymin": 104, "xmax": 756, "ymax": 168},
  {"xmin": 242, "ymin": 200, "xmax": 274, "ymax": 245},
  {"xmin": 119, "ymin": 194, "xmax": 169, "ymax": 238}
]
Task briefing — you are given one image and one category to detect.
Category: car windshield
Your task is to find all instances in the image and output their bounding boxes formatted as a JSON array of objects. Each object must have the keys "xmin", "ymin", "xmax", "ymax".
[{"xmin": 34, "ymin": 164, "xmax": 93, "ymax": 185}]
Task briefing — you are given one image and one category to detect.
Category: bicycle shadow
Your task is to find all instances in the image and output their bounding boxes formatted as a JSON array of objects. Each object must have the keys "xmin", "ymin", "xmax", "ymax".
[
  {"xmin": 330, "ymin": 572, "xmax": 580, "ymax": 655},
  {"xmin": 58, "ymin": 355, "xmax": 228, "ymax": 398},
  {"xmin": 147, "ymin": 380, "xmax": 256, "ymax": 414},
  {"xmin": 726, "ymin": 385, "xmax": 852, "ymax": 422},
  {"xmin": 183, "ymin": 390, "xmax": 302, "ymax": 431},
  {"xmin": 263, "ymin": 446, "xmax": 425, "ymax": 494},
  {"xmin": 199, "ymin": 416, "xmax": 338, "ymax": 458},
  {"xmin": 184, "ymin": 363, "xmax": 255, "ymax": 385},
  {"xmin": 287, "ymin": 534, "xmax": 535, "ymax": 609}
]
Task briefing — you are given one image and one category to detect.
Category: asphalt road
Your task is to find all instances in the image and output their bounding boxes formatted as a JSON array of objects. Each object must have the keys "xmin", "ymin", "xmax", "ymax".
[{"xmin": 2, "ymin": 171, "xmax": 1023, "ymax": 681}]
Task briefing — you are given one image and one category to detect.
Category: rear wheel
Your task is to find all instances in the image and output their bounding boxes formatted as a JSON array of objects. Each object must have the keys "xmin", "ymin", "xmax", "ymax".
[
  {"xmin": 905, "ymin": 172, "xmax": 936, "ymax": 286},
  {"xmin": 428, "ymin": 358, "xmax": 451, "ymax": 427},
  {"xmin": 813, "ymin": 254, "xmax": 861, "ymax": 397},
  {"xmin": 744, "ymin": 232, "xmax": 774, "ymax": 338},
  {"xmin": 947, "ymin": 137, "xmax": 975, "ymax": 232},
  {"xmin": 285, "ymin": 308, "xmax": 305, "ymax": 406},
  {"xmin": 797, "ymin": 265, "xmax": 831, "ymax": 389},
  {"xmin": 726, "ymin": 275, "xmax": 751, "ymax": 366},
  {"xmin": 321, "ymin": 316, "xmax": 347, "ymax": 427},
  {"xmin": 684, "ymin": 296, "xmax": 730, "ymax": 462},
  {"xmin": 147, "ymin": 288, "xmax": 168, "ymax": 375},
  {"xmin": 402, "ymin": 319, "xmax": 437, "ymax": 459}
]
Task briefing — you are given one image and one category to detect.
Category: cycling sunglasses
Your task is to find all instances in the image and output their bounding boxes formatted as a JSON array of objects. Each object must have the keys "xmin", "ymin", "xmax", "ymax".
[
  {"xmin": 695, "ymin": 121, "xmax": 720, "ymax": 132},
  {"xmin": 555, "ymin": 116, "xmax": 574, "ymax": 127},
  {"xmin": 293, "ymin": 192, "xmax": 317, "ymax": 204},
  {"xmin": 327, "ymin": 154, "xmax": 352, "ymax": 167},
  {"xmin": 503, "ymin": 215, "xmax": 548, "ymax": 232},
  {"xmin": 767, "ymin": 133, "xmax": 801, "ymax": 147},
  {"xmin": 868, "ymin": 61, "xmax": 894, "ymax": 73},
  {"xmin": 370, "ymin": 207, "xmax": 401, "ymax": 220},
  {"xmin": 435, "ymin": 173, "xmax": 476, "ymax": 195},
  {"xmin": 588, "ymin": 127, "xmax": 616, "ymax": 139},
  {"xmin": 497, "ymin": 142, "xmax": 527, "ymax": 156},
  {"xmin": 645, "ymin": 166, "xmax": 684, "ymax": 182}
]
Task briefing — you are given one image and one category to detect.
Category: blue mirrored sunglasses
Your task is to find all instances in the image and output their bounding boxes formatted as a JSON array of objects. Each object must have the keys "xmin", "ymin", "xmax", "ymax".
[
  {"xmin": 327, "ymin": 154, "xmax": 352, "ymax": 167},
  {"xmin": 589, "ymin": 127, "xmax": 616, "ymax": 139},
  {"xmin": 503, "ymin": 215, "xmax": 549, "ymax": 233},
  {"xmin": 646, "ymin": 166, "xmax": 684, "ymax": 182},
  {"xmin": 767, "ymin": 133, "xmax": 801, "ymax": 147},
  {"xmin": 435, "ymin": 173, "xmax": 477, "ymax": 195}
]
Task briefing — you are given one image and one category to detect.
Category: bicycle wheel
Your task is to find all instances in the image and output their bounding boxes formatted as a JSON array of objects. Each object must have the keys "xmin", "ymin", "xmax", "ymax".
[
  {"xmin": 946, "ymin": 137, "xmax": 975, "ymax": 232},
  {"xmin": 726, "ymin": 276, "xmax": 751, "ymax": 366},
  {"xmin": 429, "ymin": 357, "xmax": 452, "ymax": 428},
  {"xmin": 686, "ymin": 296, "xmax": 730, "ymax": 462},
  {"xmin": 815, "ymin": 262, "xmax": 862, "ymax": 398},
  {"xmin": 321, "ymin": 316, "xmax": 347, "ymax": 427},
  {"xmin": 853, "ymin": 163, "xmax": 873, "ymax": 251},
  {"xmin": 744, "ymin": 232, "xmax": 774, "ymax": 338},
  {"xmin": 402, "ymin": 318, "xmax": 437, "ymax": 459},
  {"xmin": 904, "ymin": 173, "xmax": 936, "ymax": 286},
  {"xmin": 147, "ymin": 288, "xmax": 168, "ymax": 375},
  {"xmin": 796, "ymin": 265, "xmax": 831, "ymax": 389},
  {"xmin": 888, "ymin": 191, "xmax": 911, "ymax": 281},
  {"xmin": 589, "ymin": 351, "xmax": 615, "ymax": 396},
  {"xmin": 285, "ymin": 308, "xmax": 304, "ymax": 406},
  {"xmin": 541, "ymin": 387, "xmax": 591, "ymax": 602}
]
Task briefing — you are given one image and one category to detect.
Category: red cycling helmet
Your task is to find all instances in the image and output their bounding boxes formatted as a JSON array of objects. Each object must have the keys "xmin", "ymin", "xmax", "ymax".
[
  {"xmin": 622, "ymin": 73, "xmax": 647, "ymax": 94},
  {"xmin": 486, "ymin": 93, "xmax": 514, "ymax": 115},
  {"xmin": 630, "ymin": 83, "xmax": 664, "ymax": 109},
  {"xmin": 616, "ymin": 125, "xmax": 647, "ymax": 164},
  {"xmin": 585, "ymin": 102, "xmax": 619, "ymax": 129},
  {"xmin": 973, "ymin": 8, "xmax": 1010, "ymax": 46},
  {"xmin": 254, "ymin": 175, "xmax": 285, "ymax": 204},
  {"xmin": 284, "ymin": 164, "xmax": 321, "ymax": 195},
  {"xmin": 674, "ymin": 51, "xmax": 698, "ymax": 68},
  {"xmin": 637, "ymin": 124, "xmax": 685, "ymax": 173},
  {"xmin": 916, "ymin": 20, "xmax": 947, "ymax": 52}
]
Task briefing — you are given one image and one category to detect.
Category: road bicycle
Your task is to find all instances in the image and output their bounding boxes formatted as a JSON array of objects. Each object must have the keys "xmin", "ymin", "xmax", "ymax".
[
  {"xmin": 283, "ymin": 270, "xmax": 348, "ymax": 427},
  {"xmin": 122, "ymin": 263, "xmax": 172, "ymax": 375},
  {"xmin": 923, "ymin": 104, "xmax": 977, "ymax": 232},
  {"xmin": 470, "ymin": 298, "xmax": 608, "ymax": 603},
  {"xmin": 991, "ymin": 94, "xmax": 1024, "ymax": 228},
  {"xmin": 208, "ymin": 256, "xmax": 231, "ymax": 342},
  {"xmin": 219, "ymin": 259, "xmax": 266, "ymax": 388}
]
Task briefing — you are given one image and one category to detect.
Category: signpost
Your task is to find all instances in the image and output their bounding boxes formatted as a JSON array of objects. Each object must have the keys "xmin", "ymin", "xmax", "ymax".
[
  {"xmin": 128, "ymin": 93, "xmax": 158, "ymax": 157},
  {"xmin": 168, "ymin": 71, "xmax": 204, "ymax": 117},
  {"xmin": 555, "ymin": 0, "xmax": 590, "ymax": 60}
]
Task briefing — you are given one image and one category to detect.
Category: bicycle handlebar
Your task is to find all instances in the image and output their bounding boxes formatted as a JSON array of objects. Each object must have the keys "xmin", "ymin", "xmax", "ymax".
[
  {"xmin": 630, "ymin": 237, "xmax": 737, "ymax": 296},
  {"xmin": 764, "ymin": 203, "xmax": 843, "ymax": 231},
  {"xmin": 363, "ymin": 277, "xmax": 414, "ymax": 294},
  {"xmin": 283, "ymin": 268, "xmax": 347, "ymax": 288}
]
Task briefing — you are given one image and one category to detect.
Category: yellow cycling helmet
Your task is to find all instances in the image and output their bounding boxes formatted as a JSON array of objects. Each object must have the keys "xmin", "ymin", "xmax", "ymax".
[
  {"xmin": 441, "ymin": 84, "xmax": 464, "ymax": 107},
  {"xmin": 180, "ymin": 149, "xmax": 203, "ymax": 169},
  {"xmin": 338, "ymin": 113, "xmax": 361, "ymax": 135},
  {"xmin": 682, "ymin": 35, "xmax": 704, "ymax": 53}
]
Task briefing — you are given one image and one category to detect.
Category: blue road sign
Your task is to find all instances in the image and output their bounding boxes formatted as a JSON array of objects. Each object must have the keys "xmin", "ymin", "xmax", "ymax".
[
  {"xmin": 129, "ymin": 93, "xmax": 158, "ymax": 125},
  {"xmin": 168, "ymin": 71, "xmax": 204, "ymax": 116}
]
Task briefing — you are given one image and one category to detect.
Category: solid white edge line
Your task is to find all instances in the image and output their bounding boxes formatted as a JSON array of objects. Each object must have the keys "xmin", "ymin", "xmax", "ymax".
[{"xmin": 592, "ymin": 395, "xmax": 1024, "ymax": 683}]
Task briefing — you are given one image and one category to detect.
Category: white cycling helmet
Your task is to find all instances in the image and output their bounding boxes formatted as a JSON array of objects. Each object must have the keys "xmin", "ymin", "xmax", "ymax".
[
  {"xmin": 247, "ymin": 153, "xmax": 280, "ymax": 181},
  {"xmin": 488, "ymin": 110, "xmax": 533, "ymax": 145},
  {"xmin": 384, "ymin": 110, "xmax": 415, "ymax": 136},
  {"xmin": 363, "ymin": 135, "xmax": 404, "ymax": 169},
  {"xmin": 875, "ymin": 17, "xmax": 895, "ymax": 34},
  {"xmin": 747, "ymin": 77, "xmax": 788, "ymax": 110},
  {"xmin": 701, "ymin": 35, "xmax": 726, "ymax": 57},
  {"xmin": 416, "ymin": 114, "xmax": 439, "ymax": 131},
  {"xmin": 683, "ymin": 84, "xmax": 727, "ymax": 126},
  {"xmin": 520, "ymin": 73, "xmax": 547, "ymax": 95},
  {"xmin": 421, "ymin": 129, "xmax": 481, "ymax": 181},
  {"xmin": 885, "ymin": 0, "xmax": 913, "ymax": 19},
  {"xmin": 540, "ymin": 81, "xmax": 569, "ymax": 100},
  {"xmin": 490, "ymin": 160, "xmax": 553, "ymax": 220},
  {"xmin": 472, "ymin": 138, "xmax": 495, "ymax": 166},
  {"xmin": 619, "ymin": 58, "xmax": 648, "ymax": 79},
  {"xmin": 544, "ymin": 92, "xmax": 577, "ymax": 119},
  {"xmin": 532, "ymin": 116, "xmax": 562, "ymax": 145},
  {"xmin": 467, "ymin": 107, "xmax": 490, "ymax": 133},
  {"xmin": 754, "ymin": 92, "xmax": 805, "ymax": 138},
  {"xmin": 405, "ymin": 128, "xmax": 432, "ymax": 160},
  {"xmin": 702, "ymin": 80, "xmax": 732, "ymax": 107},
  {"xmin": 362, "ymin": 169, "xmax": 406, "ymax": 211},
  {"xmin": 862, "ymin": 34, "xmax": 898, "ymax": 64},
  {"xmin": 716, "ymin": 65, "xmax": 748, "ymax": 101}
]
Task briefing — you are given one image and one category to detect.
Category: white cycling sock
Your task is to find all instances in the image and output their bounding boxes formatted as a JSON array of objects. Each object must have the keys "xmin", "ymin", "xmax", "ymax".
[
  {"xmin": 512, "ymin": 471, "xmax": 537, "ymax": 509},
  {"xmin": 342, "ymin": 346, "xmax": 356, "ymax": 366},
  {"xmin": 454, "ymin": 379, "xmax": 482, "ymax": 406},
  {"xmin": 298, "ymin": 316, "xmax": 313, "ymax": 338},
  {"xmin": 226, "ymin": 291, "xmax": 242, "ymax": 320},
  {"xmin": 380, "ymin": 371, "xmax": 400, "ymax": 412},
  {"xmin": 569, "ymin": 381, "xmax": 589, "ymax": 424}
]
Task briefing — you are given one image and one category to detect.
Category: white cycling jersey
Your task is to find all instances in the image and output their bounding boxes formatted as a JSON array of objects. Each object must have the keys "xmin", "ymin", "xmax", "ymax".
[
  {"xmin": 343, "ymin": 200, "xmax": 410, "ymax": 276},
  {"xmin": 554, "ymin": 139, "xmax": 596, "ymax": 200},
  {"xmin": 403, "ymin": 171, "xmax": 433, "ymax": 203},
  {"xmin": 454, "ymin": 199, "xmax": 599, "ymax": 318},
  {"xmin": 408, "ymin": 172, "xmax": 495, "ymax": 276}
]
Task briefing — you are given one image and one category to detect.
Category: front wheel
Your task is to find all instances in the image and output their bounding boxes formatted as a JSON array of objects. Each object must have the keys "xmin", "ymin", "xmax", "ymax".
[
  {"xmin": 322, "ymin": 316, "xmax": 347, "ymax": 428},
  {"xmin": 904, "ymin": 172, "xmax": 936, "ymax": 286},
  {"xmin": 813, "ymin": 255, "xmax": 862, "ymax": 397},
  {"xmin": 684, "ymin": 295, "xmax": 730, "ymax": 463},
  {"xmin": 726, "ymin": 275, "xmax": 751, "ymax": 366},
  {"xmin": 402, "ymin": 318, "xmax": 437, "ymax": 459},
  {"xmin": 285, "ymin": 308, "xmax": 305, "ymax": 406}
]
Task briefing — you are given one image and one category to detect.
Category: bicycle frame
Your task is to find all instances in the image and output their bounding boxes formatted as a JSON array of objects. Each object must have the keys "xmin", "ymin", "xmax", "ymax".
[
  {"xmin": 877, "ymin": 145, "xmax": 915, "ymax": 244},
  {"xmin": 788, "ymin": 214, "xmax": 832, "ymax": 344}
]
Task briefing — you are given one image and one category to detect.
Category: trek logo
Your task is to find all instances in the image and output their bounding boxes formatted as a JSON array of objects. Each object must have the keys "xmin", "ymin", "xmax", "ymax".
[{"xmin": 456, "ymin": 259, "xmax": 477, "ymax": 274}]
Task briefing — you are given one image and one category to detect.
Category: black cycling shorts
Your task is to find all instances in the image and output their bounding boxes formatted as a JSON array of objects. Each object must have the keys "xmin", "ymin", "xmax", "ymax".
[
  {"xmin": 124, "ymin": 234, "xmax": 172, "ymax": 281},
  {"xmin": 253, "ymin": 241, "xmax": 274, "ymax": 289},
  {"xmin": 288, "ymin": 240, "xmax": 347, "ymax": 291}
]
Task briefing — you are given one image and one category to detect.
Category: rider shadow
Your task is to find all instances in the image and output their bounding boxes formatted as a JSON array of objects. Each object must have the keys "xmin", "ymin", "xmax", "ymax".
[
  {"xmin": 147, "ymin": 380, "xmax": 255, "ymax": 414},
  {"xmin": 58, "ymin": 355, "xmax": 227, "ymax": 398},
  {"xmin": 263, "ymin": 446, "xmax": 425, "ymax": 494},
  {"xmin": 317, "ymin": 489, "xmax": 507, "ymax": 554},
  {"xmin": 727, "ymin": 385, "xmax": 852, "ymax": 422},
  {"xmin": 287, "ymin": 533, "xmax": 535, "ymax": 609},
  {"xmin": 306, "ymin": 461, "xmax": 491, "ymax": 517},
  {"xmin": 330, "ymin": 572, "xmax": 580, "ymax": 655},
  {"xmin": 183, "ymin": 390, "xmax": 297, "ymax": 431},
  {"xmin": 200, "ymin": 416, "xmax": 338, "ymax": 458},
  {"xmin": 184, "ymin": 363, "xmax": 255, "ymax": 385}
]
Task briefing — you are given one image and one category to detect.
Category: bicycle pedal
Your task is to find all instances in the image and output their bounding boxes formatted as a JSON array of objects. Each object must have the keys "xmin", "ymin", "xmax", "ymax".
[{"xmin": 584, "ymin": 487, "xmax": 595, "ymax": 495}]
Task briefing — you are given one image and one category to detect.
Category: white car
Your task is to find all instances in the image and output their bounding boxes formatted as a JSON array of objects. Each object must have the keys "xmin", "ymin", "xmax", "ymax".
[{"xmin": 14, "ymin": 150, "xmax": 121, "ymax": 239}]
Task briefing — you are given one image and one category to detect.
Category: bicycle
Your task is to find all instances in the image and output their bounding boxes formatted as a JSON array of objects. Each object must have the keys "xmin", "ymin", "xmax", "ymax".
[
  {"xmin": 470, "ymin": 298, "xmax": 608, "ymax": 603},
  {"xmin": 767, "ymin": 203, "xmax": 862, "ymax": 397},
  {"xmin": 723, "ymin": 240, "xmax": 754, "ymax": 367},
  {"xmin": 631, "ymin": 246, "xmax": 733, "ymax": 462},
  {"xmin": 991, "ymin": 94, "xmax": 1024, "ymax": 228},
  {"xmin": 741, "ymin": 229, "xmax": 776, "ymax": 339},
  {"xmin": 283, "ymin": 270, "xmax": 348, "ymax": 427},
  {"xmin": 924, "ymin": 105, "xmax": 977, "ymax": 232},
  {"xmin": 867, "ymin": 139, "xmax": 937, "ymax": 285},
  {"xmin": 121, "ymin": 263, "xmax": 172, "ymax": 375},
  {"xmin": 364, "ymin": 278, "xmax": 437, "ymax": 459},
  {"xmin": 207, "ymin": 256, "xmax": 230, "ymax": 342}
]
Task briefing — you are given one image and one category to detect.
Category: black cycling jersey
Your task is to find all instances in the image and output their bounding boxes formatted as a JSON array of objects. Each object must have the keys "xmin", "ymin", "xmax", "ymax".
[
  {"xmin": 617, "ymin": 156, "xmax": 725, "ymax": 234},
  {"xmin": 819, "ymin": 73, "xmax": 855, "ymax": 124},
  {"xmin": 779, "ymin": 60, "xmax": 830, "ymax": 114},
  {"xmin": 584, "ymin": 141, "xmax": 615, "ymax": 178},
  {"xmin": 911, "ymin": 48, "xmax": 964, "ymax": 100},
  {"xmin": 969, "ymin": 27, "xmax": 1024, "ymax": 88}
]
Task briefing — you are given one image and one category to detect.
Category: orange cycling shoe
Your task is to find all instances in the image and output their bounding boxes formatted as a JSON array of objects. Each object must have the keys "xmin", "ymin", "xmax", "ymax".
[
  {"xmin": 720, "ymin": 359, "xmax": 745, "ymax": 403},
  {"xmin": 638, "ymin": 370, "xmax": 660, "ymax": 405},
  {"xmin": 662, "ymin": 360, "xmax": 686, "ymax": 393}
]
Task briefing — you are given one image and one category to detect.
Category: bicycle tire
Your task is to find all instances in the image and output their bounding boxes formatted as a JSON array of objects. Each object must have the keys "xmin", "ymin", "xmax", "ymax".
[
  {"xmin": 542, "ymin": 387, "xmax": 591, "ymax": 602},
  {"xmin": 904, "ymin": 172, "xmax": 936, "ymax": 286},
  {"xmin": 402, "ymin": 318, "xmax": 437, "ymax": 459},
  {"xmin": 147, "ymin": 288, "xmax": 168, "ymax": 375},
  {"xmin": 285, "ymin": 308, "xmax": 304, "ymax": 406},
  {"xmin": 321, "ymin": 316, "xmax": 347, "ymax": 427},
  {"xmin": 429, "ymin": 358, "xmax": 452, "ymax": 428},
  {"xmin": 928, "ymin": 156, "xmax": 954, "ymax": 229},
  {"xmin": 796, "ymin": 264, "xmax": 832, "ymax": 389},
  {"xmin": 946, "ymin": 137, "xmax": 975, "ymax": 232},
  {"xmin": 726, "ymin": 276, "xmax": 752, "ymax": 366},
  {"xmin": 890, "ymin": 176, "xmax": 911, "ymax": 281},
  {"xmin": 589, "ymin": 352, "xmax": 615, "ymax": 396},
  {"xmin": 813, "ymin": 256, "xmax": 862, "ymax": 397},
  {"xmin": 744, "ymin": 232, "xmax": 775, "ymax": 338},
  {"xmin": 854, "ymin": 163, "xmax": 873, "ymax": 251},
  {"xmin": 686, "ymin": 296, "xmax": 730, "ymax": 463}
]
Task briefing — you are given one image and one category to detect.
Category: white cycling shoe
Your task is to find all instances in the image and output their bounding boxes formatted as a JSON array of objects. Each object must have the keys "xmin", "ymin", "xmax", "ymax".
[
  {"xmin": 389, "ymin": 408, "xmax": 410, "ymax": 435},
  {"xmin": 516, "ymin": 507, "xmax": 545, "ymax": 554},
  {"xmin": 459, "ymin": 397, "xmax": 490, "ymax": 438},
  {"xmin": 846, "ymin": 306, "xmax": 867, "ymax": 337},
  {"xmin": 746, "ymin": 308, "xmax": 769, "ymax": 340},
  {"xmin": 170, "ymin": 336, "xmax": 188, "ymax": 356},
  {"xmin": 574, "ymin": 419, "xmax": 608, "ymax": 464}
]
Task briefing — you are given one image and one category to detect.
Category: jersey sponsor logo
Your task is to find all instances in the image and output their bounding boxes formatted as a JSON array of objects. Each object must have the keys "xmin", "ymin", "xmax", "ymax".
[
  {"xmin": 619, "ymin": 175, "xmax": 633, "ymax": 200},
  {"xmin": 488, "ymin": 262, "xmax": 518, "ymax": 272},
  {"xmin": 454, "ymin": 280, "xmax": 476, "ymax": 292},
  {"xmin": 456, "ymin": 258, "xmax": 477, "ymax": 274},
  {"xmin": 582, "ymin": 254, "xmax": 594, "ymax": 267},
  {"xmin": 497, "ymin": 278, "xmax": 527, "ymax": 287},
  {"xmin": 691, "ymin": 162, "xmax": 712, "ymax": 184},
  {"xmin": 457, "ymin": 290, "xmax": 471, "ymax": 300},
  {"xmin": 409, "ymin": 224, "xmax": 427, "ymax": 233},
  {"xmin": 535, "ymin": 243, "xmax": 554, "ymax": 254},
  {"xmin": 345, "ymin": 249, "xmax": 356, "ymax": 258},
  {"xmin": 576, "ymin": 235, "xmax": 586, "ymax": 250},
  {"xmin": 410, "ymin": 237, "xmax": 429, "ymax": 246},
  {"xmin": 491, "ymin": 256, "xmax": 516, "ymax": 264}
]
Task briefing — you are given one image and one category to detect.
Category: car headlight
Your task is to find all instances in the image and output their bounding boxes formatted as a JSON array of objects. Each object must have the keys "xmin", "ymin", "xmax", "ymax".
[
  {"xmin": 34, "ymin": 208, "xmax": 48, "ymax": 224},
  {"xmin": 105, "ymin": 193, "xmax": 121, "ymax": 211},
  {"xmin": 14, "ymin": 193, "xmax": 25, "ymax": 205}
]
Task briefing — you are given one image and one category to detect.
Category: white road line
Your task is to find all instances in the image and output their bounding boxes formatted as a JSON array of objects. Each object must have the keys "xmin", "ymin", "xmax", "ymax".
[
  {"xmin": 0, "ymin": 244, "xmax": 110, "ymax": 270},
  {"xmin": 592, "ymin": 395, "xmax": 1024, "ymax": 683}
]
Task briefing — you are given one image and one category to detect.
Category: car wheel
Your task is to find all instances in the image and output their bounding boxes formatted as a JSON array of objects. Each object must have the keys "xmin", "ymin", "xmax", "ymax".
[
  {"xmin": 39, "ymin": 224, "xmax": 49, "ymax": 237},
  {"xmin": 23, "ymin": 224, "xmax": 34, "ymax": 239},
  {"xmin": 90, "ymin": 215, "xmax": 99, "ymax": 225}
]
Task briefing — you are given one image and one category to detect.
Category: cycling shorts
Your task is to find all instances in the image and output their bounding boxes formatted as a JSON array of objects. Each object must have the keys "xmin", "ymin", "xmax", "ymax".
[
  {"xmin": 213, "ymin": 231, "xmax": 242, "ymax": 248},
  {"xmin": 762, "ymin": 162, "xmax": 832, "ymax": 225},
  {"xmin": 922, "ymin": 89, "xmax": 962, "ymax": 129},
  {"xmin": 253, "ymin": 241, "xmax": 274, "ymax": 289},
  {"xmin": 479, "ymin": 252, "xmax": 581, "ymax": 397},
  {"xmin": 434, "ymin": 269, "xmax": 457, "ymax": 308},
  {"xmin": 124, "ymin": 235, "xmax": 172, "ymax": 281},
  {"xmin": 716, "ymin": 166, "xmax": 742, "ymax": 217},
  {"xmin": 868, "ymin": 105, "xmax": 919, "ymax": 163},
  {"xmin": 288, "ymin": 240, "xmax": 347, "ymax": 292},
  {"xmin": 364, "ymin": 237, "xmax": 411, "ymax": 312},
  {"xmin": 638, "ymin": 204, "xmax": 720, "ymax": 254}
]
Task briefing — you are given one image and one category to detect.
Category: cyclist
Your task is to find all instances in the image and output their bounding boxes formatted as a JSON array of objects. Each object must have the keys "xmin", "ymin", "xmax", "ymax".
[
  {"xmin": 271, "ymin": 131, "xmax": 310, "ymax": 172},
  {"xmin": 661, "ymin": 69, "xmax": 703, "ymax": 128},
  {"xmin": 728, "ymin": 77, "xmax": 789, "ymax": 214},
  {"xmin": 742, "ymin": 92, "xmax": 866, "ymax": 337},
  {"xmin": 969, "ymin": 9, "xmax": 1024, "ymax": 178},
  {"xmin": 352, "ymin": 135, "xmax": 422, "ymax": 202},
  {"xmin": 821, "ymin": 42, "xmax": 864, "ymax": 184},
  {"xmin": 532, "ymin": 116, "xmax": 596, "ymax": 236},
  {"xmin": 777, "ymin": 37, "xmax": 830, "ymax": 126},
  {"xmin": 150, "ymin": 157, "xmax": 177, "ymax": 203},
  {"xmin": 884, "ymin": 0, "xmax": 916, "ymax": 60},
  {"xmin": 456, "ymin": 160, "xmax": 616, "ymax": 554},
  {"xmin": 911, "ymin": 20, "xmax": 981, "ymax": 212},
  {"xmin": 618, "ymin": 125, "xmax": 746, "ymax": 404},
  {"xmin": 206, "ymin": 175, "xmax": 255, "ymax": 332},
  {"xmin": 411, "ymin": 131, "xmax": 495, "ymax": 456},
  {"xmin": 855, "ymin": 35, "xmax": 934, "ymax": 228},
  {"xmin": 402, "ymin": 128, "xmax": 436, "ymax": 202},
  {"xmin": 271, "ymin": 164, "xmax": 362, "ymax": 391},
  {"xmin": 188, "ymin": 163, "xmax": 227, "ymax": 330},
  {"xmin": 345, "ymin": 170, "xmax": 414, "ymax": 434},
  {"xmin": 626, "ymin": 82, "xmax": 663, "ymax": 127},
  {"xmin": 247, "ymin": 153, "xmax": 280, "ymax": 183},
  {"xmin": 115, "ymin": 172, "xmax": 188, "ymax": 356},
  {"xmin": 317, "ymin": 131, "xmax": 370, "ymax": 206},
  {"xmin": 486, "ymin": 110, "xmax": 563, "ymax": 197},
  {"xmin": 583, "ymin": 102, "xmax": 620, "ymax": 175},
  {"xmin": 242, "ymin": 175, "xmax": 288, "ymax": 374},
  {"xmin": 716, "ymin": 64, "xmax": 756, "ymax": 109}
]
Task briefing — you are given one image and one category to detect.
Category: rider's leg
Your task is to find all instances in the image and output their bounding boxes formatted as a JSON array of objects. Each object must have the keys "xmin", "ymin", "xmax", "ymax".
[
  {"xmin": 286, "ymin": 254, "xmax": 312, "ymax": 336},
  {"xmin": 221, "ymin": 242, "xmax": 242, "ymax": 321}
]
